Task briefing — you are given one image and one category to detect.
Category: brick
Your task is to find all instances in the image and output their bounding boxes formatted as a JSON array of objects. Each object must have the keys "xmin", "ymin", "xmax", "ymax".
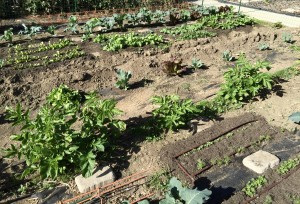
[
  {"xmin": 75, "ymin": 166, "xmax": 115, "ymax": 193},
  {"xmin": 243, "ymin": 150, "xmax": 280, "ymax": 174}
]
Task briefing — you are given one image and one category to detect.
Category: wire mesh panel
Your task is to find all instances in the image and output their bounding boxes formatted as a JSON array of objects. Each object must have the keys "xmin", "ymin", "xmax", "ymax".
[{"xmin": 0, "ymin": 0, "xmax": 189, "ymax": 19}]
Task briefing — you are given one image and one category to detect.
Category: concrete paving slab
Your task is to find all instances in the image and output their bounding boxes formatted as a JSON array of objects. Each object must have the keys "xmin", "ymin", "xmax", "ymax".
[
  {"xmin": 75, "ymin": 166, "xmax": 115, "ymax": 193},
  {"xmin": 193, "ymin": 0, "xmax": 300, "ymax": 27},
  {"xmin": 242, "ymin": 150, "xmax": 280, "ymax": 174}
]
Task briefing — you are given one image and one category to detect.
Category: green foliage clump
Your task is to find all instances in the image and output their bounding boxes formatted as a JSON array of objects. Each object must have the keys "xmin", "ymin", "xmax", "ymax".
[
  {"xmin": 277, "ymin": 157, "xmax": 300, "ymax": 175},
  {"xmin": 214, "ymin": 55, "xmax": 273, "ymax": 111},
  {"xmin": 5, "ymin": 85, "xmax": 126, "ymax": 179},
  {"xmin": 282, "ymin": 32, "xmax": 293, "ymax": 43},
  {"xmin": 139, "ymin": 177, "xmax": 211, "ymax": 204},
  {"xmin": 242, "ymin": 176, "xmax": 267, "ymax": 197},
  {"xmin": 0, "ymin": 28, "xmax": 14, "ymax": 45},
  {"xmin": 64, "ymin": 15, "xmax": 79, "ymax": 34},
  {"xmin": 151, "ymin": 95, "xmax": 200, "ymax": 132},
  {"xmin": 115, "ymin": 69, "xmax": 132, "ymax": 90},
  {"xmin": 191, "ymin": 58, "xmax": 204, "ymax": 69},
  {"xmin": 258, "ymin": 43, "xmax": 270, "ymax": 51},
  {"xmin": 93, "ymin": 33, "xmax": 164, "ymax": 51},
  {"xmin": 289, "ymin": 112, "xmax": 300, "ymax": 124}
]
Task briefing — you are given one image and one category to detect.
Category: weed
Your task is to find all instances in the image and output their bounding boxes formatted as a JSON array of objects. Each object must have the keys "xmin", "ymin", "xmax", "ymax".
[
  {"xmin": 272, "ymin": 66, "xmax": 300, "ymax": 80},
  {"xmin": 115, "ymin": 69, "xmax": 132, "ymax": 90},
  {"xmin": 272, "ymin": 22, "xmax": 283, "ymax": 29},
  {"xmin": 148, "ymin": 170, "xmax": 171, "ymax": 192},
  {"xmin": 197, "ymin": 159, "xmax": 206, "ymax": 170},
  {"xmin": 210, "ymin": 156, "xmax": 231, "ymax": 166},
  {"xmin": 242, "ymin": 176, "xmax": 267, "ymax": 197},
  {"xmin": 236, "ymin": 146, "xmax": 246, "ymax": 154},
  {"xmin": 0, "ymin": 59, "xmax": 4, "ymax": 68},
  {"xmin": 291, "ymin": 195, "xmax": 300, "ymax": 204},
  {"xmin": 191, "ymin": 58, "xmax": 204, "ymax": 69}
]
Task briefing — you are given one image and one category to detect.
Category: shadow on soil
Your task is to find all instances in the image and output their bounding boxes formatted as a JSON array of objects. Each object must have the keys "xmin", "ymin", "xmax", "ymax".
[{"xmin": 195, "ymin": 177, "xmax": 235, "ymax": 204}]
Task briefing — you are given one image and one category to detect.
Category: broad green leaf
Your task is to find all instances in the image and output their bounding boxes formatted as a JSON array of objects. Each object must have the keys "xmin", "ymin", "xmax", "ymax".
[
  {"xmin": 181, "ymin": 188, "xmax": 212, "ymax": 204},
  {"xmin": 289, "ymin": 112, "xmax": 300, "ymax": 124}
]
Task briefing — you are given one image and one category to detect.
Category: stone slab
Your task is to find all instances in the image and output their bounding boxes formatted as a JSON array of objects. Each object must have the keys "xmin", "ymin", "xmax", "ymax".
[
  {"xmin": 75, "ymin": 166, "xmax": 115, "ymax": 193},
  {"xmin": 242, "ymin": 150, "xmax": 280, "ymax": 174}
]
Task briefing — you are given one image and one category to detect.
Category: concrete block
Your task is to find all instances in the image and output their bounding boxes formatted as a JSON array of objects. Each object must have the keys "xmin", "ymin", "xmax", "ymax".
[
  {"xmin": 75, "ymin": 166, "xmax": 115, "ymax": 193},
  {"xmin": 243, "ymin": 150, "xmax": 280, "ymax": 174}
]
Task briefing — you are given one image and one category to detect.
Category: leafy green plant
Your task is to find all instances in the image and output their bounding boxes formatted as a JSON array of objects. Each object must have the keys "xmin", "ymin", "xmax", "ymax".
[
  {"xmin": 191, "ymin": 58, "xmax": 204, "ymax": 69},
  {"xmin": 64, "ymin": 15, "xmax": 79, "ymax": 34},
  {"xmin": 197, "ymin": 159, "xmax": 206, "ymax": 170},
  {"xmin": 151, "ymin": 95, "xmax": 200, "ymax": 132},
  {"xmin": 210, "ymin": 156, "xmax": 231, "ymax": 166},
  {"xmin": 0, "ymin": 28, "xmax": 14, "ymax": 45},
  {"xmin": 19, "ymin": 24, "xmax": 42, "ymax": 38},
  {"xmin": 5, "ymin": 85, "xmax": 126, "ymax": 179},
  {"xmin": 94, "ymin": 33, "xmax": 164, "ymax": 51},
  {"xmin": 46, "ymin": 25, "xmax": 57, "ymax": 36},
  {"xmin": 159, "ymin": 177, "xmax": 211, "ymax": 203},
  {"xmin": 0, "ymin": 59, "xmax": 4, "ymax": 68},
  {"xmin": 115, "ymin": 69, "xmax": 132, "ymax": 90},
  {"xmin": 161, "ymin": 23, "xmax": 216, "ymax": 40},
  {"xmin": 242, "ymin": 176, "xmax": 267, "ymax": 197},
  {"xmin": 263, "ymin": 195, "xmax": 273, "ymax": 204},
  {"xmin": 289, "ymin": 112, "xmax": 300, "ymax": 124},
  {"xmin": 83, "ymin": 18, "xmax": 101, "ymax": 34},
  {"xmin": 148, "ymin": 170, "xmax": 171, "ymax": 192},
  {"xmin": 282, "ymin": 32, "xmax": 293, "ymax": 43},
  {"xmin": 277, "ymin": 157, "xmax": 300, "ymax": 175},
  {"xmin": 214, "ymin": 55, "xmax": 273, "ymax": 111},
  {"xmin": 258, "ymin": 43, "xmax": 270, "ymax": 51},
  {"xmin": 113, "ymin": 14, "xmax": 126, "ymax": 28},
  {"xmin": 222, "ymin": 50, "xmax": 234, "ymax": 61}
]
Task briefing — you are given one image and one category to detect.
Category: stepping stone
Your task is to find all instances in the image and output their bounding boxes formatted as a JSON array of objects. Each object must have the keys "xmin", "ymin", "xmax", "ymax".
[
  {"xmin": 242, "ymin": 150, "xmax": 280, "ymax": 174},
  {"xmin": 75, "ymin": 166, "xmax": 115, "ymax": 193}
]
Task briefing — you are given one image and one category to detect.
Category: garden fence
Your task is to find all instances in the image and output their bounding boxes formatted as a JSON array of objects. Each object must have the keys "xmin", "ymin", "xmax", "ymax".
[{"xmin": 0, "ymin": 0, "xmax": 188, "ymax": 19}]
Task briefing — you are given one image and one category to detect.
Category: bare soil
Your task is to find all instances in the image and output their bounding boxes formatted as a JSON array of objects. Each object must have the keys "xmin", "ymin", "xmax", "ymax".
[{"xmin": 1, "ymin": 22, "xmax": 300, "ymax": 203}]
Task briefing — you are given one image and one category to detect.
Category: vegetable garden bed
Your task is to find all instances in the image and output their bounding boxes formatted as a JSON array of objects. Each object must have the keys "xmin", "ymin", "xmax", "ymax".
[{"xmin": 0, "ymin": 3, "xmax": 300, "ymax": 203}]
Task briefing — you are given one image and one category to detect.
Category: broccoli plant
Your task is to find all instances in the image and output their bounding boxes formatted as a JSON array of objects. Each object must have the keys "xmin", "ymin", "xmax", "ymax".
[
  {"xmin": 191, "ymin": 58, "xmax": 204, "ymax": 69},
  {"xmin": 19, "ymin": 24, "xmax": 42, "ymax": 39},
  {"xmin": 258, "ymin": 43, "xmax": 270, "ymax": 51},
  {"xmin": 0, "ymin": 28, "xmax": 14, "ymax": 45},
  {"xmin": 115, "ymin": 69, "xmax": 132, "ymax": 90},
  {"xmin": 64, "ymin": 15, "xmax": 79, "ymax": 34},
  {"xmin": 137, "ymin": 177, "xmax": 211, "ymax": 203},
  {"xmin": 222, "ymin": 50, "xmax": 234, "ymax": 61},
  {"xmin": 46, "ymin": 25, "xmax": 57, "ymax": 36},
  {"xmin": 83, "ymin": 18, "xmax": 101, "ymax": 34},
  {"xmin": 289, "ymin": 112, "xmax": 300, "ymax": 124},
  {"xmin": 5, "ymin": 85, "xmax": 125, "ymax": 179},
  {"xmin": 282, "ymin": 32, "xmax": 293, "ymax": 43},
  {"xmin": 113, "ymin": 14, "xmax": 126, "ymax": 28}
]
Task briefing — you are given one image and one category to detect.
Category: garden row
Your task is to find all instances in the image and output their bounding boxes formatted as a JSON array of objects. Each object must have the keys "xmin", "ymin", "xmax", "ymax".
[{"xmin": 0, "ymin": 5, "xmax": 241, "ymax": 45}]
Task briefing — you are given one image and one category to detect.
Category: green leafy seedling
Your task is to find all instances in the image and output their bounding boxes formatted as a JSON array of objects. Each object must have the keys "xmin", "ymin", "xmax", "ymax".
[
  {"xmin": 46, "ymin": 25, "xmax": 57, "ymax": 36},
  {"xmin": 282, "ymin": 32, "xmax": 293, "ymax": 43},
  {"xmin": 191, "ymin": 58, "xmax": 204, "ymax": 69},
  {"xmin": 242, "ymin": 176, "xmax": 267, "ymax": 197},
  {"xmin": 223, "ymin": 50, "xmax": 234, "ymax": 61},
  {"xmin": 289, "ymin": 112, "xmax": 300, "ymax": 124},
  {"xmin": 197, "ymin": 159, "xmax": 206, "ymax": 170},
  {"xmin": 0, "ymin": 28, "xmax": 14, "ymax": 45},
  {"xmin": 115, "ymin": 69, "xmax": 132, "ymax": 90},
  {"xmin": 259, "ymin": 43, "xmax": 270, "ymax": 51}
]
